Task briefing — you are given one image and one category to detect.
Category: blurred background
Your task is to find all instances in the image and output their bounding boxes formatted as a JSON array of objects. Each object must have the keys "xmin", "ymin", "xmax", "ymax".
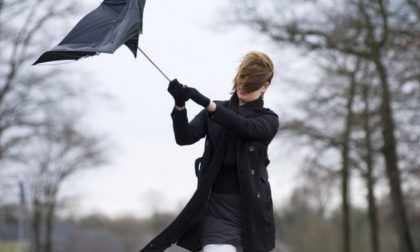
[{"xmin": 0, "ymin": 0, "xmax": 419, "ymax": 251}]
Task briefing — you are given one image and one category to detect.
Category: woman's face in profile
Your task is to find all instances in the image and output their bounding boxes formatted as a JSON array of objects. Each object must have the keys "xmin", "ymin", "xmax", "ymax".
[{"xmin": 236, "ymin": 76, "xmax": 267, "ymax": 105}]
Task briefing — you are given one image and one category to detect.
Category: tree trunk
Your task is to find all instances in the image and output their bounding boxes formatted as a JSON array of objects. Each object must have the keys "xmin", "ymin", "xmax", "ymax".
[
  {"xmin": 32, "ymin": 197, "xmax": 42, "ymax": 252},
  {"xmin": 45, "ymin": 197, "xmax": 56, "ymax": 252},
  {"xmin": 373, "ymin": 53, "xmax": 416, "ymax": 252},
  {"xmin": 341, "ymin": 63, "xmax": 358, "ymax": 252},
  {"xmin": 0, "ymin": 0, "xmax": 4, "ymax": 16},
  {"xmin": 362, "ymin": 82, "xmax": 380, "ymax": 252},
  {"xmin": 363, "ymin": 0, "xmax": 416, "ymax": 248}
]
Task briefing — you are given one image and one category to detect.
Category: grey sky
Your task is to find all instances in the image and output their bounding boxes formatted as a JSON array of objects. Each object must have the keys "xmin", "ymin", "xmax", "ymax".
[{"xmin": 55, "ymin": 0, "xmax": 303, "ymax": 218}]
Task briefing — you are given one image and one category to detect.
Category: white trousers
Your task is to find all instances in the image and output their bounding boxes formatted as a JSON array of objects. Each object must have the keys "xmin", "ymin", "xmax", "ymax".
[{"xmin": 202, "ymin": 244, "xmax": 243, "ymax": 252}]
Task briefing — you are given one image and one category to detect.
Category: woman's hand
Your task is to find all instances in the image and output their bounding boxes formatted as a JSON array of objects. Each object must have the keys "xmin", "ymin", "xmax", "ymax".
[
  {"xmin": 167, "ymin": 79, "xmax": 189, "ymax": 107},
  {"xmin": 169, "ymin": 83, "xmax": 216, "ymax": 112},
  {"xmin": 186, "ymin": 87, "xmax": 210, "ymax": 108},
  {"xmin": 185, "ymin": 87, "xmax": 217, "ymax": 112}
]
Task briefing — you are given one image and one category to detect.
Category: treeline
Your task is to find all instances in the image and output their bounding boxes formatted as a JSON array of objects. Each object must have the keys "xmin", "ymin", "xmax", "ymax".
[
  {"xmin": 1, "ymin": 183, "xmax": 419, "ymax": 252},
  {"xmin": 275, "ymin": 185, "xmax": 420, "ymax": 252}
]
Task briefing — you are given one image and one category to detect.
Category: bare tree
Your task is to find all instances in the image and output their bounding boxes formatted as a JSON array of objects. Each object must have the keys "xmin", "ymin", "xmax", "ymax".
[
  {"xmin": 0, "ymin": 0, "xmax": 81, "ymax": 163},
  {"xmin": 0, "ymin": 3, "xmax": 115, "ymax": 252},
  {"xmin": 225, "ymin": 0, "xmax": 419, "ymax": 251},
  {"xmin": 25, "ymin": 109, "xmax": 107, "ymax": 252}
]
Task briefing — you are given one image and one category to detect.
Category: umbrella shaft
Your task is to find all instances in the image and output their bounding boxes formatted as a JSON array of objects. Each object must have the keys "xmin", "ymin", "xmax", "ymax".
[{"xmin": 137, "ymin": 47, "xmax": 170, "ymax": 82}]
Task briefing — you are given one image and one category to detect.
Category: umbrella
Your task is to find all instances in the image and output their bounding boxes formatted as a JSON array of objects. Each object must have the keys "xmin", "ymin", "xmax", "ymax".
[
  {"xmin": 34, "ymin": 0, "xmax": 147, "ymax": 64},
  {"xmin": 33, "ymin": 0, "xmax": 170, "ymax": 81}
]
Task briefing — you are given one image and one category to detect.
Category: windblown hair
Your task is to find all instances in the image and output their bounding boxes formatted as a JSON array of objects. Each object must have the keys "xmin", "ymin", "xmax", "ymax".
[{"xmin": 232, "ymin": 51, "xmax": 274, "ymax": 93}]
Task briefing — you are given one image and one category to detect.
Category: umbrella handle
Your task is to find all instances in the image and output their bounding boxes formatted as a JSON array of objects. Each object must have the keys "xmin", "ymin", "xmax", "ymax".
[{"xmin": 137, "ymin": 47, "xmax": 171, "ymax": 82}]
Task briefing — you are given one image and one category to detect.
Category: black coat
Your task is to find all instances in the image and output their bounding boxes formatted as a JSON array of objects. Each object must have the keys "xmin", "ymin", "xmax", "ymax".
[{"xmin": 140, "ymin": 94, "xmax": 279, "ymax": 252}]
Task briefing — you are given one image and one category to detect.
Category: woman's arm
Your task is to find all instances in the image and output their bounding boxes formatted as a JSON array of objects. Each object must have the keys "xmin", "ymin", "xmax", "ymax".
[
  {"xmin": 208, "ymin": 101, "xmax": 279, "ymax": 142},
  {"xmin": 171, "ymin": 107, "xmax": 207, "ymax": 145},
  {"xmin": 167, "ymin": 79, "xmax": 207, "ymax": 145},
  {"xmin": 183, "ymin": 86, "xmax": 279, "ymax": 142}
]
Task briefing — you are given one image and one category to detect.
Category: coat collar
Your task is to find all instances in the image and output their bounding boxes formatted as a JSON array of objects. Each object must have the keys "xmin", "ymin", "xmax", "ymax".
[{"xmin": 228, "ymin": 93, "xmax": 264, "ymax": 110}]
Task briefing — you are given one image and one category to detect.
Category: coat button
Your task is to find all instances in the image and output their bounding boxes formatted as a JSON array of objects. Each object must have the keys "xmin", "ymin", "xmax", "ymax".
[
  {"xmin": 256, "ymin": 192, "xmax": 261, "ymax": 198},
  {"xmin": 205, "ymin": 140, "xmax": 209, "ymax": 146},
  {"xmin": 248, "ymin": 145, "xmax": 255, "ymax": 152},
  {"xmin": 251, "ymin": 169, "xmax": 256, "ymax": 175}
]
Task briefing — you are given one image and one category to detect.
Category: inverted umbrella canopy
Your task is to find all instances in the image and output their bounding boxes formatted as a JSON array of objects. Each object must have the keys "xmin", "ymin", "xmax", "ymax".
[{"xmin": 34, "ymin": 0, "xmax": 147, "ymax": 64}]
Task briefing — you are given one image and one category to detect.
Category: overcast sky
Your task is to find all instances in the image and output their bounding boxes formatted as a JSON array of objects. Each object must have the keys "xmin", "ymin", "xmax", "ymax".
[{"xmin": 50, "ymin": 0, "xmax": 308, "ymax": 219}]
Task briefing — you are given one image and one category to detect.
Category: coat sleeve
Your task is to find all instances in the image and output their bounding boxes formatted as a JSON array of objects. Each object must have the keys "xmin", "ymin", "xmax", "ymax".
[
  {"xmin": 210, "ymin": 105, "xmax": 279, "ymax": 142},
  {"xmin": 170, "ymin": 107, "xmax": 207, "ymax": 145}
]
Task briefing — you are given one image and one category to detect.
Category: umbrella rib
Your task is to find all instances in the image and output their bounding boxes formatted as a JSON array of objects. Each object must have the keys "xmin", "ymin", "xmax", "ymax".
[{"xmin": 137, "ymin": 46, "xmax": 170, "ymax": 82}]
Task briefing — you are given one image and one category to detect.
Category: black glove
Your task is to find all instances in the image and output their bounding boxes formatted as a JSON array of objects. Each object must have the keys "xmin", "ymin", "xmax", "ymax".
[
  {"xmin": 167, "ymin": 79, "xmax": 189, "ymax": 107},
  {"xmin": 186, "ymin": 87, "xmax": 211, "ymax": 108}
]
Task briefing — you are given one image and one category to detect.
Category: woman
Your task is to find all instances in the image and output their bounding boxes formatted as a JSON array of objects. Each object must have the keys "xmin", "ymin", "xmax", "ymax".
[{"xmin": 140, "ymin": 51, "xmax": 279, "ymax": 252}]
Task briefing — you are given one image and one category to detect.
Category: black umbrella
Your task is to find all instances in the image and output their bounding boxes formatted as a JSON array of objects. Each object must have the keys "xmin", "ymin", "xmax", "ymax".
[{"xmin": 33, "ymin": 0, "xmax": 170, "ymax": 80}]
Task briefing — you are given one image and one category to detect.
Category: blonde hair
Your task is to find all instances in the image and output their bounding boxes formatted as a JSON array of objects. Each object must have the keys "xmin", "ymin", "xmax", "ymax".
[{"xmin": 232, "ymin": 51, "xmax": 274, "ymax": 93}]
